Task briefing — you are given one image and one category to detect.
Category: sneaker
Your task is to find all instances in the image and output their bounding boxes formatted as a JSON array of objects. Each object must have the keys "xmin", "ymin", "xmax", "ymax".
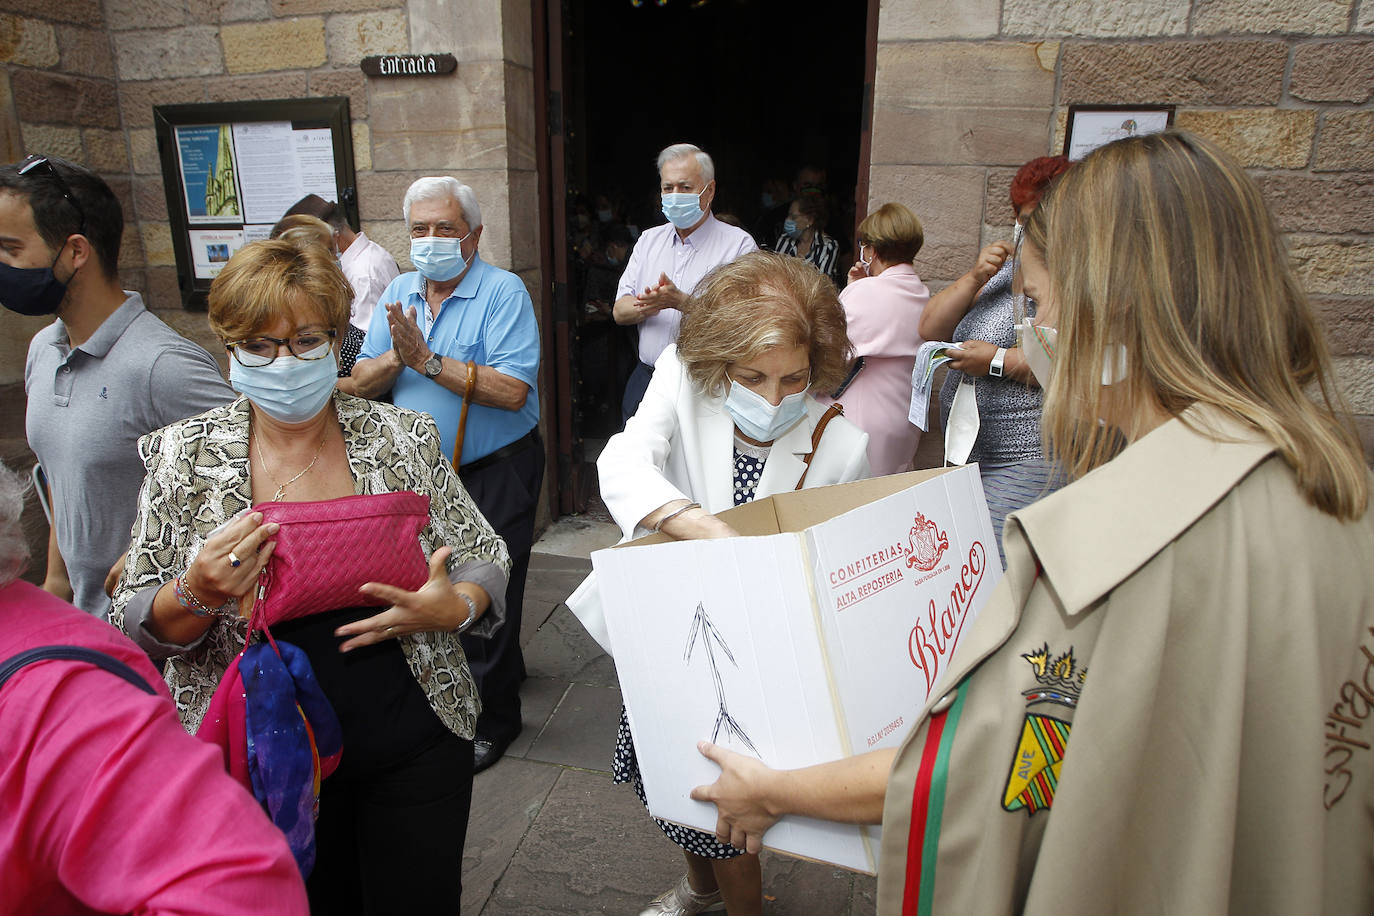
[{"xmin": 637, "ymin": 874, "xmax": 726, "ymax": 915}]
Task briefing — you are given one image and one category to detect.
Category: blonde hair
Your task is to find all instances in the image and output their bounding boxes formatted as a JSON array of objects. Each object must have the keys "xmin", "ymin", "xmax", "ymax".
[
  {"xmin": 856, "ymin": 203, "xmax": 923, "ymax": 264},
  {"xmin": 1028, "ymin": 130, "xmax": 1368, "ymax": 519},
  {"xmin": 677, "ymin": 251, "xmax": 851, "ymax": 396},
  {"xmin": 269, "ymin": 213, "xmax": 335, "ymax": 253},
  {"xmin": 208, "ymin": 240, "xmax": 352, "ymax": 343}
]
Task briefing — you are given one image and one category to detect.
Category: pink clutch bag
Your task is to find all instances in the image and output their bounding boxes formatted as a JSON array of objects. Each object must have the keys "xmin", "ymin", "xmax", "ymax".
[{"xmin": 251, "ymin": 491, "xmax": 431, "ymax": 627}]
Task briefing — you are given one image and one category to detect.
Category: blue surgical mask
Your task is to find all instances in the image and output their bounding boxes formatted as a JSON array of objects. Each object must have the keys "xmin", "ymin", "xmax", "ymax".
[
  {"xmin": 661, "ymin": 188, "xmax": 707, "ymax": 230},
  {"xmin": 230, "ymin": 351, "xmax": 338, "ymax": 424},
  {"xmin": 410, "ymin": 234, "xmax": 470, "ymax": 281},
  {"xmin": 724, "ymin": 379, "xmax": 809, "ymax": 442},
  {"xmin": 783, "ymin": 218, "xmax": 806, "ymax": 240}
]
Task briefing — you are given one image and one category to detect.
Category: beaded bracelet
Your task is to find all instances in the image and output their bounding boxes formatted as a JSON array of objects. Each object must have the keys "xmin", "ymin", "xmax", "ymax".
[
  {"xmin": 174, "ymin": 575, "xmax": 238, "ymax": 619},
  {"xmin": 653, "ymin": 501, "xmax": 702, "ymax": 534}
]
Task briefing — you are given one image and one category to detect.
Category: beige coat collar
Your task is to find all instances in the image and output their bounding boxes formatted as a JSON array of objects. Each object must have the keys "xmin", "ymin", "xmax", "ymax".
[{"xmin": 1006, "ymin": 406, "xmax": 1276, "ymax": 617}]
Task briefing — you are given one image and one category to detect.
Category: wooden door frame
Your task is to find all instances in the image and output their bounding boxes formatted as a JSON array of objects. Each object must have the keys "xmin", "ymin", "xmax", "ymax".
[{"xmin": 853, "ymin": 0, "xmax": 881, "ymax": 239}]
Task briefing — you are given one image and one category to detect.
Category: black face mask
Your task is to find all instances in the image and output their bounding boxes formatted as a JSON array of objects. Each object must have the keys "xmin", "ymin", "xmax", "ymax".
[{"xmin": 0, "ymin": 242, "xmax": 69, "ymax": 317}]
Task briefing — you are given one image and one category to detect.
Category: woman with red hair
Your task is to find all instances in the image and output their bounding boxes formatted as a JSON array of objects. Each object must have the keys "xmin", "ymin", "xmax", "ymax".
[{"xmin": 918, "ymin": 156, "xmax": 1072, "ymax": 564}]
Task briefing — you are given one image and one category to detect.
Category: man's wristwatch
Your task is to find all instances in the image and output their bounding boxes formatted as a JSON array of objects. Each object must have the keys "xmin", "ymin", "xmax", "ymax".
[
  {"xmin": 989, "ymin": 347, "xmax": 1007, "ymax": 378},
  {"xmin": 423, "ymin": 354, "xmax": 443, "ymax": 379}
]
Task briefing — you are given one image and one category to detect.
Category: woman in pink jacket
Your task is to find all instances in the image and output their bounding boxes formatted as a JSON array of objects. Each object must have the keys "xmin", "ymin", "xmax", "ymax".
[{"xmin": 816, "ymin": 203, "xmax": 929, "ymax": 476}]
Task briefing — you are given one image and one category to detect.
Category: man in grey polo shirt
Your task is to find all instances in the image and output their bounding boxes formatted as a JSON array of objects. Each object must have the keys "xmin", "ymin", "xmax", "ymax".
[{"xmin": 5, "ymin": 156, "xmax": 233, "ymax": 617}]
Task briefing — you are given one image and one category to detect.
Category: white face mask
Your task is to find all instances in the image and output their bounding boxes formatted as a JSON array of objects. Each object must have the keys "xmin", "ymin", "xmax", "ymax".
[
  {"xmin": 1020, "ymin": 318, "xmax": 1056, "ymax": 388},
  {"xmin": 1019, "ymin": 319, "xmax": 1128, "ymax": 389},
  {"xmin": 724, "ymin": 378, "xmax": 809, "ymax": 442},
  {"xmin": 944, "ymin": 380, "xmax": 980, "ymax": 465}
]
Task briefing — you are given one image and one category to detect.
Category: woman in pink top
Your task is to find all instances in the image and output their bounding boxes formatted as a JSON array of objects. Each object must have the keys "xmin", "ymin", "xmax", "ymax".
[{"xmin": 816, "ymin": 203, "xmax": 930, "ymax": 475}]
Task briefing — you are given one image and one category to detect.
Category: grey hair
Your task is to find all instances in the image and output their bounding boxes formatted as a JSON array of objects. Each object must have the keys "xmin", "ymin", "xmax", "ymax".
[
  {"xmin": 657, "ymin": 143, "xmax": 715, "ymax": 183},
  {"xmin": 0, "ymin": 463, "xmax": 32, "ymax": 588},
  {"xmin": 402, "ymin": 177, "xmax": 483, "ymax": 230}
]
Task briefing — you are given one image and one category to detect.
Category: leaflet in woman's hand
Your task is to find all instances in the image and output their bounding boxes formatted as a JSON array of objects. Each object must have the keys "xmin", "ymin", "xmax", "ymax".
[{"xmin": 909, "ymin": 341, "xmax": 961, "ymax": 431}]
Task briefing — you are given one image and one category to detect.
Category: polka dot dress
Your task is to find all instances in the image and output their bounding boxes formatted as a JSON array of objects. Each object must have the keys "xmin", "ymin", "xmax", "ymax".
[
  {"xmin": 338, "ymin": 324, "xmax": 365, "ymax": 377},
  {"xmin": 612, "ymin": 708, "xmax": 744, "ymax": 859},
  {"xmin": 609, "ymin": 437, "xmax": 773, "ymax": 859},
  {"xmin": 732, "ymin": 440, "xmax": 769, "ymax": 506}
]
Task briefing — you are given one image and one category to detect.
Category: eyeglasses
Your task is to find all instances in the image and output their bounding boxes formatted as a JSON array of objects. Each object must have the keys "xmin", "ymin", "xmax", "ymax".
[
  {"xmin": 226, "ymin": 329, "xmax": 337, "ymax": 367},
  {"xmin": 18, "ymin": 155, "xmax": 86, "ymax": 237}
]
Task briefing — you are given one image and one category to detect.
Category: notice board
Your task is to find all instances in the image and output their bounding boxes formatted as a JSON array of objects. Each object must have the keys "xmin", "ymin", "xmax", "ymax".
[{"xmin": 153, "ymin": 97, "xmax": 357, "ymax": 308}]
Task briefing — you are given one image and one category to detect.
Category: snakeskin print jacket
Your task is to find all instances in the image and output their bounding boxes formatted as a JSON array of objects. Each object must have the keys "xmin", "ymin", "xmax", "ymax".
[{"xmin": 110, "ymin": 391, "xmax": 511, "ymax": 739}]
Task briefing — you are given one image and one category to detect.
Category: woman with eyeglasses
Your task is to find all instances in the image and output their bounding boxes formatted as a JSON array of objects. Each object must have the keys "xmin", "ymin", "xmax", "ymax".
[
  {"xmin": 594, "ymin": 250, "xmax": 870, "ymax": 916},
  {"xmin": 918, "ymin": 156, "xmax": 1073, "ymax": 564},
  {"xmin": 109, "ymin": 239, "xmax": 509, "ymax": 914}
]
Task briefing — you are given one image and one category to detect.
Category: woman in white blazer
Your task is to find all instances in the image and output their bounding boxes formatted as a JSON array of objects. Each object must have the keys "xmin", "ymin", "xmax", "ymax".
[{"xmin": 600, "ymin": 251, "xmax": 869, "ymax": 916}]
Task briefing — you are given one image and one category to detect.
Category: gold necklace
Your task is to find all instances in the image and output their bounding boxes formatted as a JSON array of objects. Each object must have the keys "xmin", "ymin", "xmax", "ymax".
[{"xmin": 253, "ymin": 426, "xmax": 329, "ymax": 502}]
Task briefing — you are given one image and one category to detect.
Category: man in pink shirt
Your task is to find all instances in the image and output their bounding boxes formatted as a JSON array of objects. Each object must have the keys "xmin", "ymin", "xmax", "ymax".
[
  {"xmin": 613, "ymin": 143, "xmax": 757, "ymax": 421},
  {"xmin": 0, "ymin": 467, "xmax": 308, "ymax": 916}
]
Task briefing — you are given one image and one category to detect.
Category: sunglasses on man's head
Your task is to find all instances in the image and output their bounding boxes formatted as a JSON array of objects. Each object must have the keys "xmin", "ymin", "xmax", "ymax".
[{"xmin": 18, "ymin": 155, "xmax": 87, "ymax": 236}]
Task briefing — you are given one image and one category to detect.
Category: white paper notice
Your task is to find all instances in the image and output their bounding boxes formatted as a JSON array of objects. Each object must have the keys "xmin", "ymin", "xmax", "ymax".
[
  {"xmin": 243, "ymin": 224, "xmax": 274, "ymax": 244},
  {"xmin": 1067, "ymin": 110, "xmax": 1171, "ymax": 161},
  {"xmin": 232, "ymin": 122, "xmax": 303, "ymax": 225},
  {"xmin": 188, "ymin": 229, "xmax": 246, "ymax": 280},
  {"xmin": 294, "ymin": 128, "xmax": 338, "ymax": 202}
]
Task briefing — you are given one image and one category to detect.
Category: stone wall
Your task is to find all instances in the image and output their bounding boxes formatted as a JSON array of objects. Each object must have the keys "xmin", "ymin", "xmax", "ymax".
[
  {"xmin": 0, "ymin": 0, "xmax": 538, "ymax": 368},
  {"xmin": 0, "ymin": 0, "xmax": 545, "ymax": 567},
  {"xmin": 872, "ymin": 0, "xmax": 1374, "ymax": 455}
]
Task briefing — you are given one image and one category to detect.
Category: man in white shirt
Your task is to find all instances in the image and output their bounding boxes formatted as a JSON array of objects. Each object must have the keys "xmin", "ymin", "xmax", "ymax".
[
  {"xmin": 284, "ymin": 194, "xmax": 399, "ymax": 336},
  {"xmin": 612, "ymin": 143, "xmax": 757, "ymax": 420}
]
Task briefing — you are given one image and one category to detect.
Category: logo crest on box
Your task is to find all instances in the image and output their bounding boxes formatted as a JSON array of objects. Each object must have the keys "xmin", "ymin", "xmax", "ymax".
[
  {"xmin": 1002, "ymin": 643, "xmax": 1086, "ymax": 816},
  {"xmin": 904, "ymin": 512, "xmax": 949, "ymax": 572}
]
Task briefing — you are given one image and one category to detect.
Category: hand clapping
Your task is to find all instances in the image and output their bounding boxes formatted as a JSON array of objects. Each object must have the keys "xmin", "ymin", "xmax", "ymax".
[{"xmin": 385, "ymin": 301, "xmax": 431, "ymax": 371}]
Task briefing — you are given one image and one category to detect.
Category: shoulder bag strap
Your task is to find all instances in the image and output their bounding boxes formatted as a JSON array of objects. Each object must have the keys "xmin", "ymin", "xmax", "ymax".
[
  {"xmin": 0, "ymin": 645, "xmax": 156, "ymax": 695},
  {"xmin": 794, "ymin": 402, "xmax": 845, "ymax": 491}
]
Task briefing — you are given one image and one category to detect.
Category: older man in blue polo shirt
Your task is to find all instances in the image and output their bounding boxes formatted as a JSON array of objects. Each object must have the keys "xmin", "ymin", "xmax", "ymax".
[{"xmin": 352, "ymin": 177, "xmax": 541, "ymax": 773}]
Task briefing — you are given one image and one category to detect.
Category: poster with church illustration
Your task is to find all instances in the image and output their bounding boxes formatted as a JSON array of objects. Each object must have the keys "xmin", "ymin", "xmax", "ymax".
[{"xmin": 594, "ymin": 465, "xmax": 1002, "ymax": 872}]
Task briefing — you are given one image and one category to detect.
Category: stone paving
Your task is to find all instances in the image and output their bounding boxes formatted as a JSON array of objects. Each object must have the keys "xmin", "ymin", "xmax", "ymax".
[{"xmin": 461, "ymin": 533, "xmax": 878, "ymax": 915}]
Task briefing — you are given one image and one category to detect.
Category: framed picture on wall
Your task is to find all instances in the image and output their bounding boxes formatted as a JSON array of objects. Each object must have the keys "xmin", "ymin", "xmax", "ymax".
[
  {"xmin": 1063, "ymin": 105, "xmax": 1176, "ymax": 161},
  {"xmin": 154, "ymin": 97, "xmax": 357, "ymax": 308}
]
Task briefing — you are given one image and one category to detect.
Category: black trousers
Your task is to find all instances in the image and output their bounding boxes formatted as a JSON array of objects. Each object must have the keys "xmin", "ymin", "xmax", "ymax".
[
  {"xmin": 277, "ymin": 608, "xmax": 474, "ymax": 915},
  {"xmin": 307, "ymin": 729, "xmax": 474, "ymax": 914},
  {"xmin": 459, "ymin": 432, "xmax": 545, "ymax": 743},
  {"xmin": 621, "ymin": 360, "xmax": 654, "ymax": 424}
]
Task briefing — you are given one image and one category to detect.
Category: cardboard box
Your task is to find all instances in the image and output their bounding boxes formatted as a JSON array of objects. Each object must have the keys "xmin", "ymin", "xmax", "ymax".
[{"xmin": 592, "ymin": 464, "xmax": 1002, "ymax": 873}]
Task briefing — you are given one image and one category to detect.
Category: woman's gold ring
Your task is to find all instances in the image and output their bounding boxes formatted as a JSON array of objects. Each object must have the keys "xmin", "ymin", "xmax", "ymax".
[
  {"xmin": 228, "ymin": 551, "xmax": 242, "ymax": 568},
  {"xmin": 384, "ymin": 625, "xmax": 394, "ymax": 633}
]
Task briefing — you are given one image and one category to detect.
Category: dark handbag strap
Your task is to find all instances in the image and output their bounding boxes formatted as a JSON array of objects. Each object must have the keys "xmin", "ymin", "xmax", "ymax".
[
  {"xmin": 794, "ymin": 402, "xmax": 845, "ymax": 491},
  {"xmin": 451, "ymin": 360, "xmax": 478, "ymax": 468},
  {"xmin": 0, "ymin": 645, "xmax": 156, "ymax": 695}
]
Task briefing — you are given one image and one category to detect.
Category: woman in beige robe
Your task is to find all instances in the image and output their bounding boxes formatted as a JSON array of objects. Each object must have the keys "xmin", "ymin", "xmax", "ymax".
[{"xmin": 689, "ymin": 131, "xmax": 1374, "ymax": 915}]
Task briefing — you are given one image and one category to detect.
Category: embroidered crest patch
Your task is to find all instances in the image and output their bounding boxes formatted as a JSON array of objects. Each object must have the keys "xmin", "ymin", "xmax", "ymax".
[{"xmin": 1002, "ymin": 643, "xmax": 1086, "ymax": 815}]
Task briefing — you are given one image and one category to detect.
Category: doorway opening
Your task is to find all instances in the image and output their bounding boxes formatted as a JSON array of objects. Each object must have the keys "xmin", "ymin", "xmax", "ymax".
[{"xmin": 543, "ymin": 0, "xmax": 874, "ymax": 514}]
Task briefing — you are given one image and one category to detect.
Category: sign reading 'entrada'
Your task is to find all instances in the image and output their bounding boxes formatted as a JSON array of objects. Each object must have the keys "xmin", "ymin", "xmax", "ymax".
[{"xmin": 360, "ymin": 53, "xmax": 457, "ymax": 77}]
